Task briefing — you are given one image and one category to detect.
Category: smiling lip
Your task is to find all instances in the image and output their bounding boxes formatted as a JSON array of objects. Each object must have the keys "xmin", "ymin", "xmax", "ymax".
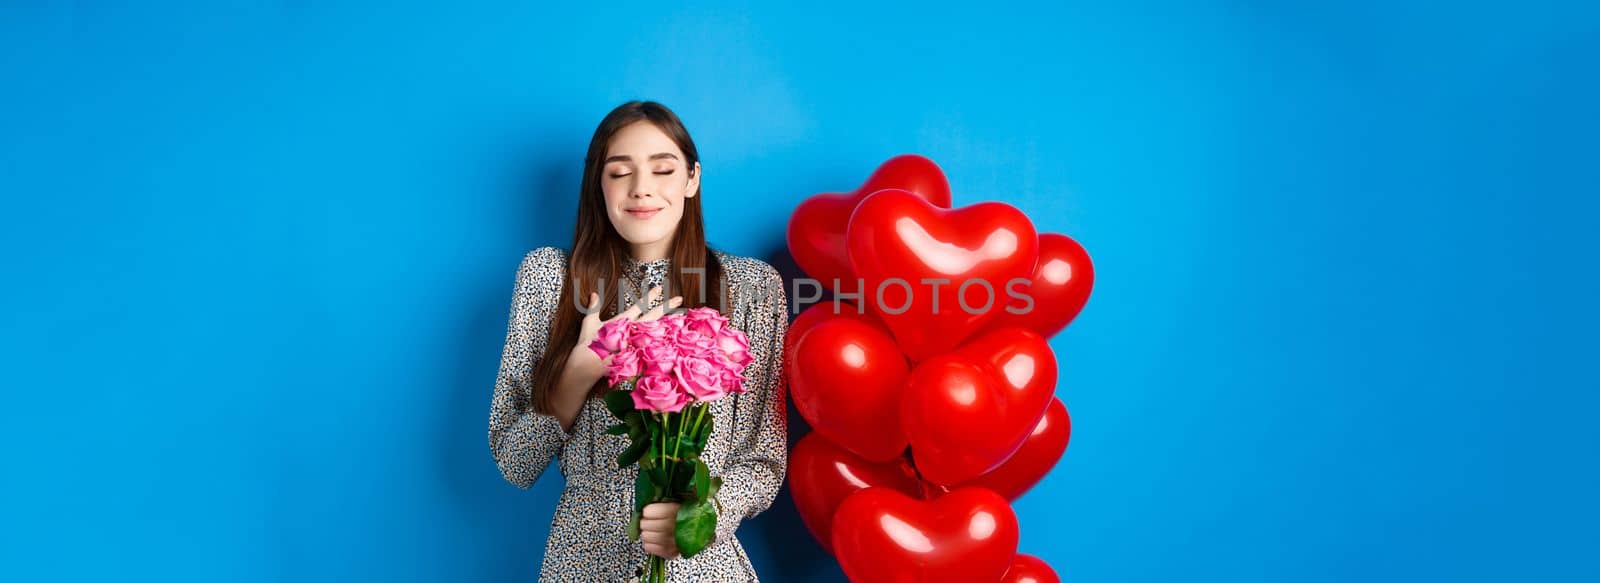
[{"xmin": 625, "ymin": 208, "xmax": 662, "ymax": 219}]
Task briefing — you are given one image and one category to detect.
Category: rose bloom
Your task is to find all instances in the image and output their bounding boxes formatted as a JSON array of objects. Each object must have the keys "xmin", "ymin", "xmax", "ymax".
[
  {"xmin": 660, "ymin": 314, "xmax": 690, "ymax": 342},
  {"xmin": 590, "ymin": 318, "xmax": 629, "ymax": 359},
  {"xmin": 683, "ymin": 307, "xmax": 726, "ymax": 338},
  {"xmin": 605, "ymin": 346, "xmax": 642, "ymax": 385},
  {"xmin": 716, "ymin": 327, "xmax": 753, "ymax": 368},
  {"xmin": 633, "ymin": 373, "xmax": 689, "ymax": 413},
  {"xmin": 639, "ymin": 343, "xmax": 679, "ymax": 376},
  {"xmin": 674, "ymin": 355, "xmax": 726, "ymax": 402},
  {"xmin": 629, "ymin": 318, "xmax": 669, "ymax": 348},
  {"xmin": 719, "ymin": 367, "xmax": 747, "ymax": 395}
]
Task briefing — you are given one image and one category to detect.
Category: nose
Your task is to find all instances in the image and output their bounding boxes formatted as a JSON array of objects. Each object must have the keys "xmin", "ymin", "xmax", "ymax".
[{"xmin": 628, "ymin": 175, "xmax": 657, "ymax": 199}]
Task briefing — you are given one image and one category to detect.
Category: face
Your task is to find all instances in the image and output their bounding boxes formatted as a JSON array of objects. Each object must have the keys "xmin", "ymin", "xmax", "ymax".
[{"xmin": 601, "ymin": 120, "xmax": 701, "ymax": 261}]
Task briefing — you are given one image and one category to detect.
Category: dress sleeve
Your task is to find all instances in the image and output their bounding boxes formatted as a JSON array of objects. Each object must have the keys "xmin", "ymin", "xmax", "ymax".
[
  {"xmin": 487, "ymin": 247, "xmax": 574, "ymax": 489},
  {"xmin": 713, "ymin": 263, "xmax": 790, "ymax": 546}
]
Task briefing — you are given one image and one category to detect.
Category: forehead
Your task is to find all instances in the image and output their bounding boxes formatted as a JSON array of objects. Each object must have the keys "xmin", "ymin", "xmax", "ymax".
[{"xmin": 605, "ymin": 121, "xmax": 684, "ymax": 162}]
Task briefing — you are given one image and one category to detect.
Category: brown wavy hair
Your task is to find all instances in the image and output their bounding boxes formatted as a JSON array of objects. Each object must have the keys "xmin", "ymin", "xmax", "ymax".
[{"xmin": 528, "ymin": 101, "xmax": 726, "ymax": 414}]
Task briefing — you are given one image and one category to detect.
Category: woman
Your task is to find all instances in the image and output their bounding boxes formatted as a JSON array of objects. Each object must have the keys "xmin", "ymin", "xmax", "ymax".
[{"xmin": 487, "ymin": 101, "xmax": 789, "ymax": 582}]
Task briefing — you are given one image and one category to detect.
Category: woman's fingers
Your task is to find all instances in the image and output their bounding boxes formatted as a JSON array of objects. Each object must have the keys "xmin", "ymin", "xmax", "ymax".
[
  {"xmin": 607, "ymin": 302, "xmax": 642, "ymax": 323},
  {"xmin": 640, "ymin": 505, "xmax": 681, "ymax": 557},
  {"xmin": 642, "ymin": 541, "xmax": 679, "ymax": 558},
  {"xmin": 605, "ymin": 284, "xmax": 673, "ymax": 323},
  {"xmin": 639, "ymin": 295, "xmax": 684, "ymax": 322},
  {"xmin": 580, "ymin": 292, "xmax": 603, "ymax": 321},
  {"xmin": 641, "ymin": 501, "xmax": 680, "ymax": 519},
  {"xmin": 606, "ymin": 285, "xmax": 655, "ymax": 322},
  {"xmin": 640, "ymin": 519, "xmax": 680, "ymax": 558},
  {"xmin": 639, "ymin": 516, "xmax": 673, "ymax": 534}
]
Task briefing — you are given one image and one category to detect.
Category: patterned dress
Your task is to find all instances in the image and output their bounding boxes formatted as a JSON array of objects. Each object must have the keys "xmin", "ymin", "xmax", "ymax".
[{"xmin": 488, "ymin": 247, "xmax": 789, "ymax": 582}]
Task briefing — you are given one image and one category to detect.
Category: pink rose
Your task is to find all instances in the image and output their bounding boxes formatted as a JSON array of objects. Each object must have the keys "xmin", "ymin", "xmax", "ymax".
[
  {"xmin": 673, "ymin": 329, "xmax": 718, "ymax": 361},
  {"xmin": 629, "ymin": 319, "xmax": 669, "ymax": 348},
  {"xmin": 660, "ymin": 314, "xmax": 690, "ymax": 342},
  {"xmin": 716, "ymin": 327, "xmax": 753, "ymax": 369},
  {"xmin": 633, "ymin": 373, "xmax": 689, "ymax": 413},
  {"xmin": 719, "ymin": 367, "xmax": 747, "ymax": 395},
  {"xmin": 683, "ymin": 307, "xmax": 726, "ymax": 338},
  {"xmin": 674, "ymin": 355, "xmax": 726, "ymax": 402},
  {"xmin": 589, "ymin": 318, "xmax": 630, "ymax": 359},
  {"xmin": 639, "ymin": 343, "xmax": 678, "ymax": 376},
  {"xmin": 605, "ymin": 346, "xmax": 642, "ymax": 385}
]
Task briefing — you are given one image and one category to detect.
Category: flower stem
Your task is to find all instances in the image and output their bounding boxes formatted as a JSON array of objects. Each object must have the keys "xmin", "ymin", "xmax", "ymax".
[
  {"xmin": 687, "ymin": 404, "xmax": 707, "ymax": 446},
  {"xmin": 667, "ymin": 406, "xmax": 690, "ymax": 498},
  {"xmin": 659, "ymin": 412, "xmax": 669, "ymax": 469},
  {"xmin": 671, "ymin": 409, "xmax": 684, "ymax": 462}
]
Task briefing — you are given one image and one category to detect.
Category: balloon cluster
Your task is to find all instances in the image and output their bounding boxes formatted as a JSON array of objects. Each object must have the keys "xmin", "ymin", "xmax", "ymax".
[{"xmin": 784, "ymin": 155, "xmax": 1094, "ymax": 583}]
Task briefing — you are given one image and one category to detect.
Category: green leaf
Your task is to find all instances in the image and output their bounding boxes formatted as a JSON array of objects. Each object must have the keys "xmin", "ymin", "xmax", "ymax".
[
  {"xmin": 603, "ymin": 388, "xmax": 635, "ymax": 419},
  {"xmin": 708, "ymin": 476, "xmax": 722, "ymax": 501},
  {"xmin": 675, "ymin": 498, "xmax": 718, "ymax": 558},
  {"xmin": 605, "ymin": 423, "xmax": 629, "ymax": 436},
  {"xmin": 662, "ymin": 431, "xmax": 707, "ymax": 458},
  {"xmin": 634, "ymin": 469, "xmax": 657, "ymax": 514},
  {"xmin": 627, "ymin": 510, "xmax": 641, "ymax": 542},
  {"xmin": 671, "ymin": 459, "xmax": 694, "ymax": 495},
  {"xmin": 617, "ymin": 437, "xmax": 648, "ymax": 468},
  {"xmin": 695, "ymin": 414, "xmax": 714, "ymax": 445},
  {"xmin": 647, "ymin": 465, "xmax": 670, "ymax": 490},
  {"xmin": 646, "ymin": 422, "xmax": 665, "ymax": 464},
  {"xmin": 692, "ymin": 459, "xmax": 711, "ymax": 503}
]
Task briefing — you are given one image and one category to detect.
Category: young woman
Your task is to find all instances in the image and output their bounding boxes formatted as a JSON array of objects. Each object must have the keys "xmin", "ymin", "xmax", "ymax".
[{"xmin": 487, "ymin": 101, "xmax": 789, "ymax": 582}]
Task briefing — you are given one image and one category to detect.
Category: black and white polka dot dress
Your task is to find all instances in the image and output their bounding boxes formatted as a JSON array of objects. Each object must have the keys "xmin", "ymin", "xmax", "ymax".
[{"xmin": 488, "ymin": 247, "xmax": 789, "ymax": 582}]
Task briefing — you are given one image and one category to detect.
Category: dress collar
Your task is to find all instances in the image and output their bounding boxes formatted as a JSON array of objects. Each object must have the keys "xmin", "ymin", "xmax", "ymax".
[{"xmin": 622, "ymin": 254, "xmax": 671, "ymax": 283}]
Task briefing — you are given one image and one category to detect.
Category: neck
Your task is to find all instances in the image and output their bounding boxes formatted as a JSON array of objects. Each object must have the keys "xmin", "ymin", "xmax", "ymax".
[{"xmin": 629, "ymin": 240, "xmax": 670, "ymax": 263}]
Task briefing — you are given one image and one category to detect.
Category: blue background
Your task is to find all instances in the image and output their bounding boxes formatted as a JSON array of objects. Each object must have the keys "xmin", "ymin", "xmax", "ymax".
[{"xmin": 3, "ymin": 1, "xmax": 1595, "ymax": 581}]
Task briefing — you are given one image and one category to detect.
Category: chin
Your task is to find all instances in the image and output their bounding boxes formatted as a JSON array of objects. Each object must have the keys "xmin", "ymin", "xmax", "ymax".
[
  {"xmin": 614, "ymin": 225, "xmax": 674, "ymax": 247},
  {"xmin": 612, "ymin": 215, "xmax": 682, "ymax": 247}
]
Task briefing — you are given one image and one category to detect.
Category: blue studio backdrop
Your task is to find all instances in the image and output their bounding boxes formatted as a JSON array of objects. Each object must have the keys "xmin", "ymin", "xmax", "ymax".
[{"xmin": 2, "ymin": 1, "xmax": 1596, "ymax": 581}]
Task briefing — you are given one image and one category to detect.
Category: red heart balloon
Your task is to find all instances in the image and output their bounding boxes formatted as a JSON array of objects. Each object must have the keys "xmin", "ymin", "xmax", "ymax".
[
  {"xmin": 788, "ymin": 314, "xmax": 911, "ymax": 461},
  {"xmin": 981, "ymin": 233, "xmax": 1094, "ymax": 339},
  {"xmin": 901, "ymin": 327, "xmax": 1057, "ymax": 485},
  {"xmin": 788, "ymin": 432, "xmax": 922, "ymax": 554},
  {"xmin": 783, "ymin": 301, "xmax": 878, "ymax": 368},
  {"xmin": 787, "ymin": 154, "xmax": 952, "ymax": 292},
  {"xmin": 832, "ymin": 487, "xmax": 1019, "ymax": 583},
  {"xmin": 950, "ymin": 397, "xmax": 1071, "ymax": 501},
  {"xmin": 1000, "ymin": 554, "xmax": 1061, "ymax": 583},
  {"xmin": 846, "ymin": 189, "xmax": 1038, "ymax": 362}
]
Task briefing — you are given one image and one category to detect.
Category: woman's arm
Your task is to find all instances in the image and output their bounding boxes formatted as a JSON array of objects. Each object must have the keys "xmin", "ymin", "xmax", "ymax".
[
  {"xmin": 488, "ymin": 249, "xmax": 678, "ymax": 489},
  {"xmin": 486, "ymin": 247, "xmax": 577, "ymax": 489},
  {"xmin": 553, "ymin": 284, "xmax": 678, "ymax": 430},
  {"xmin": 547, "ymin": 318, "xmax": 602, "ymax": 432},
  {"xmin": 712, "ymin": 265, "xmax": 791, "ymax": 546}
]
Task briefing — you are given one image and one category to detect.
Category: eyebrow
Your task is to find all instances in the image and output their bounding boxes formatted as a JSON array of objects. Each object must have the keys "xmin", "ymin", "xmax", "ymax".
[{"xmin": 603, "ymin": 152, "xmax": 680, "ymax": 164}]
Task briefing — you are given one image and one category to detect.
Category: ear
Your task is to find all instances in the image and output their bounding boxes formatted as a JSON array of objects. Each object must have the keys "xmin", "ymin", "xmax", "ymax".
[{"xmin": 686, "ymin": 162, "xmax": 701, "ymax": 198}]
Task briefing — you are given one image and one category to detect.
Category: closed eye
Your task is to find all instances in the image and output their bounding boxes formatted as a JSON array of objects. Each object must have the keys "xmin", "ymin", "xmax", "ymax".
[{"xmin": 607, "ymin": 170, "xmax": 675, "ymax": 179}]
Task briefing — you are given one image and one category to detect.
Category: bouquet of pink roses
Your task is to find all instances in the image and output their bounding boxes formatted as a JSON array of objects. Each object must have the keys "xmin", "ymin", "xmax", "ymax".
[{"xmin": 588, "ymin": 306, "xmax": 753, "ymax": 583}]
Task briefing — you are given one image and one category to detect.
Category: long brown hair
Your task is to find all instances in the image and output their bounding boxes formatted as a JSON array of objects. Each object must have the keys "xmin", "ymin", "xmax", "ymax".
[{"xmin": 528, "ymin": 101, "xmax": 726, "ymax": 414}]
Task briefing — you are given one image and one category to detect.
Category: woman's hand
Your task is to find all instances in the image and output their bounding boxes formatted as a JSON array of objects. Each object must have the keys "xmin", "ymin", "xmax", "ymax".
[
  {"xmin": 567, "ymin": 286, "xmax": 683, "ymax": 384},
  {"xmin": 640, "ymin": 502, "xmax": 683, "ymax": 559},
  {"xmin": 548, "ymin": 285, "xmax": 683, "ymax": 432}
]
